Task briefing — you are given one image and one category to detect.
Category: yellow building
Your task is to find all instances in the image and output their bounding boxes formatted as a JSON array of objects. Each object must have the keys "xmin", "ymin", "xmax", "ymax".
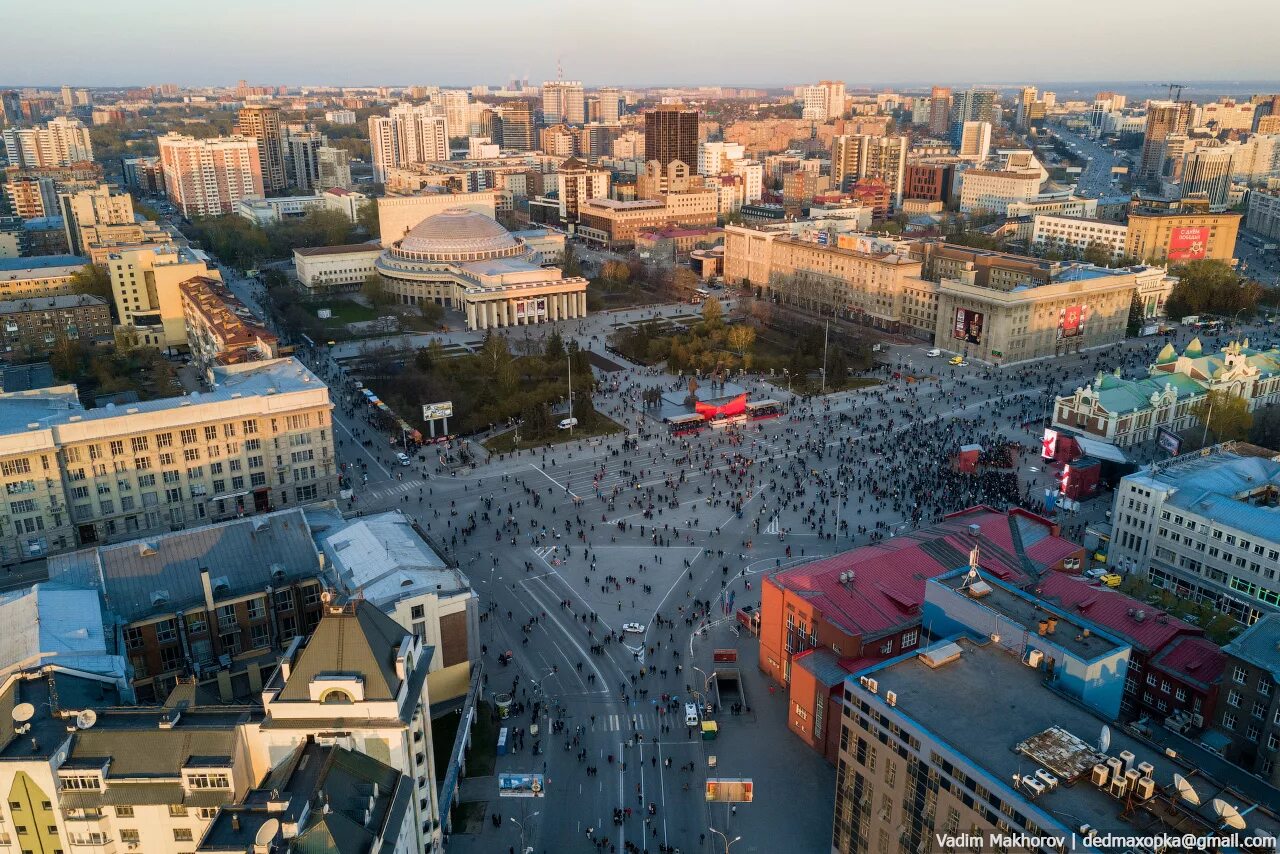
[
  {"xmin": 108, "ymin": 244, "xmax": 219, "ymax": 349},
  {"xmin": 1124, "ymin": 209, "xmax": 1241, "ymax": 264},
  {"xmin": 0, "ymin": 255, "xmax": 88, "ymax": 300},
  {"xmin": 57, "ymin": 184, "xmax": 136, "ymax": 255}
]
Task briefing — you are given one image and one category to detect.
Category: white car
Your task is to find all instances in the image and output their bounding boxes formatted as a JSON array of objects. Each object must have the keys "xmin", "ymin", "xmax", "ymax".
[
  {"xmin": 558, "ymin": 417, "xmax": 579, "ymax": 430},
  {"xmin": 926, "ymin": 349, "xmax": 942, "ymax": 357},
  {"xmin": 622, "ymin": 622, "xmax": 645, "ymax": 634},
  {"xmin": 685, "ymin": 702, "xmax": 700, "ymax": 727},
  {"xmin": 395, "ymin": 452, "xmax": 412, "ymax": 466}
]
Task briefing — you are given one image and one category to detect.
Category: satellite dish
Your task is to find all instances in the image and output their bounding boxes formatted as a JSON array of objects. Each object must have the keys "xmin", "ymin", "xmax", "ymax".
[
  {"xmin": 255, "ymin": 818, "xmax": 280, "ymax": 845},
  {"xmin": 76, "ymin": 709, "xmax": 97, "ymax": 730},
  {"xmin": 1213, "ymin": 799, "xmax": 1247, "ymax": 831},
  {"xmin": 1173, "ymin": 773, "xmax": 1201, "ymax": 806},
  {"xmin": 11, "ymin": 703, "xmax": 34, "ymax": 724},
  {"xmin": 1098, "ymin": 724, "xmax": 1111, "ymax": 754}
]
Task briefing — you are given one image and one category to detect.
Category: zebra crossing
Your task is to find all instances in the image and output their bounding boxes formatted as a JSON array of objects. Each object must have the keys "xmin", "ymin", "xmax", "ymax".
[
  {"xmin": 362, "ymin": 478, "xmax": 424, "ymax": 502},
  {"xmin": 764, "ymin": 516, "xmax": 781, "ymax": 535},
  {"xmin": 587, "ymin": 712, "xmax": 668, "ymax": 732}
]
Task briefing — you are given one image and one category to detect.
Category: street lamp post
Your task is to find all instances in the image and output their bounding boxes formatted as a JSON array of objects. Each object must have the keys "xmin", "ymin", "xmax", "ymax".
[
  {"xmin": 709, "ymin": 826, "xmax": 742, "ymax": 854},
  {"xmin": 509, "ymin": 812, "xmax": 539, "ymax": 854},
  {"xmin": 834, "ymin": 480, "xmax": 845, "ymax": 540},
  {"xmin": 567, "ymin": 353, "xmax": 574, "ymax": 435}
]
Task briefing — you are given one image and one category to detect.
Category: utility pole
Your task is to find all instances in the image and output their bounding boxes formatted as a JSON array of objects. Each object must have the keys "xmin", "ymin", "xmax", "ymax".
[
  {"xmin": 1200, "ymin": 397, "xmax": 1213, "ymax": 448},
  {"xmin": 820, "ymin": 318, "xmax": 829, "ymax": 394}
]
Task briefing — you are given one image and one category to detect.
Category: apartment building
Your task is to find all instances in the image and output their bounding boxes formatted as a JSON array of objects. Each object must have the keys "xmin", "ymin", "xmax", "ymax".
[
  {"xmin": 1215, "ymin": 615, "xmax": 1280, "ymax": 783},
  {"xmin": 179, "ymin": 275, "xmax": 279, "ymax": 371},
  {"xmin": 369, "ymin": 104, "xmax": 450, "ymax": 183},
  {"xmin": 57, "ymin": 184, "xmax": 137, "ymax": 255},
  {"xmin": 1031, "ymin": 214, "xmax": 1129, "ymax": 259},
  {"xmin": 2, "ymin": 117, "xmax": 94, "ymax": 167},
  {"xmin": 0, "ymin": 357, "xmax": 337, "ymax": 564},
  {"xmin": 1245, "ymin": 188, "xmax": 1280, "ymax": 240},
  {"xmin": 1105, "ymin": 443, "xmax": 1280, "ymax": 627},
  {"xmin": 0, "ymin": 254, "xmax": 89, "ymax": 300},
  {"xmin": 157, "ymin": 134, "xmax": 265, "ymax": 218},
  {"xmin": 542, "ymin": 80, "xmax": 585, "ymax": 125},
  {"xmin": 234, "ymin": 105, "xmax": 287, "ymax": 193},
  {"xmin": 556, "ymin": 156, "xmax": 610, "ymax": 227},
  {"xmin": 830, "ymin": 135, "xmax": 908, "ymax": 207},
  {"xmin": 0, "ymin": 293, "xmax": 112, "ymax": 360},
  {"xmin": 108, "ymin": 243, "xmax": 220, "ymax": 350}
]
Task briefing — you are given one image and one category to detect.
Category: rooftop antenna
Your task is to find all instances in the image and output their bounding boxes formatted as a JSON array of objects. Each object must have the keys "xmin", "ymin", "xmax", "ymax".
[
  {"xmin": 968, "ymin": 545, "xmax": 980, "ymax": 578},
  {"xmin": 75, "ymin": 709, "xmax": 97, "ymax": 730},
  {"xmin": 11, "ymin": 703, "xmax": 35, "ymax": 735},
  {"xmin": 1173, "ymin": 773, "xmax": 1200, "ymax": 806},
  {"xmin": 1098, "ymin": 724, "xmax": 1111, "ymax": 755},
  {"xmin": 256, "ymin": 819, "xmax": 280, "ymax": 846},
  {"xmin": 557, "ymin": 56, "xmax": 564, "ymax": 82},
  {"xmin": 1212, "ymin": 799, "xmax": 1252, "ymax": 831}
]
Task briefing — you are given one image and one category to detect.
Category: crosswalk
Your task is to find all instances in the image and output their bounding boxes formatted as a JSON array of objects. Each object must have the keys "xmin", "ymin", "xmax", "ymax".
[
  {"xmin": 360, "ymin": 478, "xmax": 426, "ymax": 502},
  {"xmin": 764, "ymin": 516, "xmax": 781, "ymax": 535},
  {"xmin": 588, "ymin": 712, "xmax": 674, "ymax": 732}
]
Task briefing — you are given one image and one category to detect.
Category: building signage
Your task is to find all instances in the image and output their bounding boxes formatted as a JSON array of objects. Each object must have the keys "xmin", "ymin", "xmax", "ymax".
[
  {"xmin": 1057, "ymin": 304, "xmax": 1088, "ymax": 339},
  {"xmin": 1167, "ymin": 226, "xmax": 1208, "ymax": 261},
  {"xmin": 1157, "ymin": 426, "xmax": 1182, "ymax": 456},
  {"xmin": 953, "ymin": 308, "xmax": 985, "ymax": 345},
  {"xmin": 498, "ymin": 773, "xmax": 545, "ymax": 798},
  {"xmin": 422, "ymin": 401, "xmax": 453, "ymax": 420}
]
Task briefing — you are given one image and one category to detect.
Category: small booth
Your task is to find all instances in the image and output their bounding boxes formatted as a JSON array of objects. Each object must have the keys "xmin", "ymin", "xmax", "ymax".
[{"xmin": 701, "ymin": 721, "xmax": 719, "ymax": 741}]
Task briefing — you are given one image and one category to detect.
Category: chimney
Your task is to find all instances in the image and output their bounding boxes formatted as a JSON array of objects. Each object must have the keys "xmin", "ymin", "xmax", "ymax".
[
  {"xmin": 1037, "ymin": 620, "xmax": 1048, "ymax": 636},
  {"xmin": 200, "ymin": 567, "xmax": 216, "ymax": 612},
  {"xmin": 231, "ymin": 814, "xmax": 240, "ymax": 832},
  {"xmin": 1046, "ymin": 617, "xmax": 1057, "ymax": 635}
]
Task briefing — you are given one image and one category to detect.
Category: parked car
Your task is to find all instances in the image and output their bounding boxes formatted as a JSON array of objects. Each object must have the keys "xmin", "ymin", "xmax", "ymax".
[
  {"xmin": 926, "ymin": 349, "xmax": 942, "ymax": 357},
  {"xmin": 685, "ymin": 702, "xmax": 700, "ymax": 727},
  {"xmin": 1099, "ymin": 573, "xmax": 1123, "ymax": 588},
  {"xmin": 622, "ymin": 622, "xmax": 645, "ymax": 634},
  {"xmin": 395, "ymin": 452, "xmax": 411, "ymax": 466},
  {"xmin": 558, "ymin": 417, "xmax": 579, "ymax": 430}
]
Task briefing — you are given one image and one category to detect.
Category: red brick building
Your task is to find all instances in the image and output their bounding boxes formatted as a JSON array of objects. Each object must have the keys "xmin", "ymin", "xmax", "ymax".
[
  {"xmin": 904, "ymin": 163, "xmax": 955, "ymax": 205},
  {"xmin": 759, "ymin": 506, "xmax": 1081, "ymax": 763}
]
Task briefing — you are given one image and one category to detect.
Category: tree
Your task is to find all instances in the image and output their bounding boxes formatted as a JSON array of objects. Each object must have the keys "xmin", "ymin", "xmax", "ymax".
[
  {"xmin": 1083, "ymin": 241, "xmax": 1114, "ymax": 267},
  {"xmin": 362, "ymin": 273, "xmax": 394, "ymax": 307},
  {"xmin": 1126, "ymin": 292, "xmax": 1145, "ymax": 337},
  {"xmin": 1249, "ymin": 405, "xmax": 1280, "ymax": 450},
  {"xmin": 50, "ymin": 335, "xmax": 85, "ymax": 379},
  {"xmin": 1192, "ymin": 389, "xmax": 1253, "ymax": 444},
  {"xmin": 725, "ymin": 324, "xmax": 755, "ymax": 355},
  {"xmin": 69, "ymin": 264, "xmax": 113, "ymax": 304},
  {"xmin": 600, "ymin": 260, "xmax": 630, "ymax": 283},
  {"xmin": 357, "ymin": 200, "xmax": 379, "ymax": 237},
  {"xmin": 701, "ymin": 297, "xmax": 724, "ymax": 326},
  {"xmin": 544, "ymin": 330, "xmax": 566, "ymax": 363},
  {"xmin": 1164, "ymin": 260, "xmax": 1260, "ymax": 319},
  {"xmin": 415, "ymin": 346, "xmax": 435, "ymax": 373},
  {"xmin": 562, "ymin": 244, "xmax": 582, "ymax": 277}
]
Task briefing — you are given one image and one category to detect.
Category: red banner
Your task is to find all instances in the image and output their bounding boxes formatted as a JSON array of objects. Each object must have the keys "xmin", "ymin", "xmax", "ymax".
[
  {"xmin": 695, "ymin": 394, "xmax": 747, "ymax": 419},
  {"xmin": 1168, "ymin": 227, "xmax": 1208, "ymax": 261}
]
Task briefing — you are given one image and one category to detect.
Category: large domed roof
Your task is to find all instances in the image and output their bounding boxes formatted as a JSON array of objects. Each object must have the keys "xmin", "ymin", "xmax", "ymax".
[{"xmin": 397, "ymin": 208, "xmax": 520, "ymax": 258}]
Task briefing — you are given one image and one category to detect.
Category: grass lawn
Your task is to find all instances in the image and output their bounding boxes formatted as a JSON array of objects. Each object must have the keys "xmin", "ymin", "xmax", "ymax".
[{"xmin": 483, "ymin": 413, "xmax": 625, "ymax": 454}]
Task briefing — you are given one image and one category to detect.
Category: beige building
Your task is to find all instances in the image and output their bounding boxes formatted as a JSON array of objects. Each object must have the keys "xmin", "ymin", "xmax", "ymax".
[
  {"xmin": 293, "ymin": 242, "xmax": 383, "ymax": 293},
  {"xmin": 108, "ymin": 243, "xmax": 220, "ymax": 350},
  {"xmin": 1124, "ymin": 208, "xmax": 1241, "ymax": 263},
  {"xmin": 58, "ymin": 184, "xmax": 136, "ymax": 255},
  {"xmin": 556, "ymin": 156, "xmax": 610, "ymax": 226},
  {"xmin": 0, "ymin": 357, "xmax": 337, "ymax": 563},
  {"xmin": 376, "ymin": 188, "xmax": 499, "ymax": 246},
  {"xmin": 375, "ymin": 208, "xmax": 587, "ymax": 329},
  {"xmin": 958, "ymin": 165, "xmax": 1043, "ymax": 214},
  {"xmin": 234, "ymin": 105, "xmax": 287, "ymax": 193},
  {"xmin": 179, "ymin": 275, "xmax": 279, "ymax": 371},
  {"xmin": 2, "ymin": 116, "xmax": 93, "ymax": 167},
  {"xmin": 578, "ymin": 190, "xmax": 717, "ymax": 248},
  {"xmin": 0, "ymin": 255, "xmax": 89, "ymax": 300},
  {"xmin": 157, "ymin": 134, "xmax": 265, "ymax": 218},
  {"xmin": 1246, "ymin": 187, "xmax": 1280, "ymax": 240},
  {"xmin": 1032, "ymin": 214, "xmax": 1129, "ymax": 259}
]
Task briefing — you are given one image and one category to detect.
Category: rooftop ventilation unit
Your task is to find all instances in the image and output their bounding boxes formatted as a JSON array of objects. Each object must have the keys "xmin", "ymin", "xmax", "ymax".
[{"xmin": 918, "ymin": 642, "xmax": 962, "ymax": 669}]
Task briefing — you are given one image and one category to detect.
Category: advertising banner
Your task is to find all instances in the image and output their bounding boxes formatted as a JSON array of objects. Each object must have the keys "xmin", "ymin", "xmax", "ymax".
[
  {"xmin": 498, "ymin": 773, "xmax": 545, "ymax": 798},
  {"xmin": 694, "ymin": 394, "xmax": 747, "ymax": 419},
  {"xmin": 1167, "ymin": 227, "xmax": 1208, "ymax": 261},
  {"xmin": 1041, "ymin": 428, "xmax": 1058, "ymax": 461},
  {"xmin": 1157, "ymin": 426, "xmax": 1183, "ymax": 456},
  {"xmin": 952, "ymin": 308, "xmax": 984, "ymax": 345},
  {"xmin": 1056, "ymin": 304, "xmax": 1088, "ymax": 339},
  {"xmin": 705, "ymin": 779, "xmax": 755, "ymax": 803},
  {"xmin": 422, "ymin": 401, "xmax": 454, "ymax": 420}
]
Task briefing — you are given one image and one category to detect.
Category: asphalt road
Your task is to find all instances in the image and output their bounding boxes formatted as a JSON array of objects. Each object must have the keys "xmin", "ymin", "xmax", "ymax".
[{"xmin": 1045, "ymin": 124, "xmax": 1125, "ymax": 198}]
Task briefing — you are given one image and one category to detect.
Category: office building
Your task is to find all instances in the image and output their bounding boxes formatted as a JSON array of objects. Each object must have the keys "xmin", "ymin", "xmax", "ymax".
[
  {"xmin": 179, "ymin": 275, "xmax": 279, "ymax": 370},
  {"xmin": 698, "ymin": 140, "xmax": 746, "ymax": 177},
  {"xmin": 157, "ymin": 134, "xmax": 265, "ymax": 218},
  {"xmin": 760, "ymin": 506, "xmax": 1079, "ymax": 762},
  {"xmin": 1216, "ymin": 614, "xmax": 1280, "ymax": 782},
  {"xmin": 374, "ymin": 207, "xmax": 586, "ymax": 328},
  {"xmin": 956, "ymin": 120, "xmax": 992, "ymax": 161},
  {"xmin": 644, "ymin": 105, "xmax": 699, "ymax": 170},
  {"xmin": 958, "ymin": 153, "xmax": 1048, "ymax": 215},
  {"xmin": 284, "ymin": 130, "xmax": 325, "ymax": 191},
  {"xmin": 596, "ymin": 86, "xmax": 621, "ymax": 123},
  {"xmin": 1140, "ymin": 101, "xmax": 1194, "ymax": 183},
  {"xmin": 925, "ymin": 86, "xmax": 950, "ymax": 136},
  {"xmin": 0, "ymin": 254, "xmax": 89, "ymax": 300},
  {"xmin": 0, "ymin": 357, "xmax": 337, "ymax": 563},
  {"xmin": 233, "ymin": 105, "xmax": 286, "ymax": 194},
  {"xmin": 495, "ymin": 98, "xmax": 535, "ymax": 151},
  {"xmin": 1124, "ymin": 207, "xmax": 1241, "ymax": 263},
  {"xmin": 1200, "ymin": 98, "xmax": 1257, "ymax": 132},
  {"xmin": 1031, "ymin": 214, "xmax": 1128, "ymax": 260},
  {"xmin": 234, "ymin": 188, "xmax": 365, "ymax": 227},
  {"xmin": 903, "ymin": 162, "xmax": 955, "ymax": 204},
  {"xmin": 556, "ymin": 156, "xmax": 610, "ymax": 228},
  {"xmin": 438, "ymin": 88, "xmax": 471, "ymax": 137},
  {"xmin": 1106, "ymin": 443, "xmax": 1280, "ymax": 627},
  {"xmin": 108, "ymin": 243, "xmax": 220, "ymax": 349},
  {"xmin": 368, "ymin": 104, "xmax": 451, "ymax": 183},
  {"xmin": 2, "ymin": 117, "xmax": 93, "ymax": 167},
  {"xmin": 57, "ymin": 184, "xmax": 136, "ymax": 256},
  {"xmin": 578, "ymin": 189, "xmax": 718, "ymax": 249},
  {"xmin": 1178, "ymin": 146, "xmax": 1235, "ymax": 209},
  {"xmin": 948, "ymin": 88, "xmax": 996, "ymax": 143},
  {"xmin": 1246, "ymin": 187, "xmax": 1280, "ymax": 240},
  {"xmin": 830, "ymin": 135, "xmax": 908, "ymax": 208},
  {"xmin": 0, "ymin": 293, "xmax": 111, "ymax": 359},
  {"xmin": 542, "ymin": 80, "xmax": 585, "ymax": 125},
  {"xmin": 577, "ymin": 122, "xmax": 621, "ymax": 162}
]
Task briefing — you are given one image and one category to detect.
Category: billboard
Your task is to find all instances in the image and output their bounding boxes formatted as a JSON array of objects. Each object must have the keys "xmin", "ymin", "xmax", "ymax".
[
  {"xmin": 1041, "ymin": 428, "xmax": 1058, "ymax": 461},
  {"xmin": 1157, "ymin": 426, "xmax": 1183, "ymax": 456},
  {"xmin": 498, "ymin": 773, "xmax": 545, "ymax": 798},
  {"xmin": 422, "ymin": 401, "xmax": 453, "ymax": 420},
  {"xmin": 1056, "ymin": 304, "xmax": 1088, "ymax": 339},
  {"xmin": 1167, "ymin": 226, "xmax": 1209, "ymax": 261},
  {"xmin": 952, "ymin": 308, "xmax": 985, "ymax": 345},
  {"xmin": 705, "ymin": 779, "xmax": 754, "ymax": 803}
]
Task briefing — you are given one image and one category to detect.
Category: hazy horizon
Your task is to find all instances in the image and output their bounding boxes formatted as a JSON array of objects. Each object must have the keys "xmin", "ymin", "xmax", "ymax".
[{"xmin": 11, "ymin": 0, "xmax": 1280, "ymax": 89}]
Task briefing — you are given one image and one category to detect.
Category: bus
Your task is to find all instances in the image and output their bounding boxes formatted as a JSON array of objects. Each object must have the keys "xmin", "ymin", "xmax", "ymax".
[
  {"xmin": 691, "ymin": 288, "xmax": 711, "ymax": 304},
  {"xmin": 745, "ymin": 399, "xmax": 783, "ymax": 421},
  {"xmin": 667, "ymin": 413, "xmax": 706, "ymax": 436},
  {"xmin": 709, "ymin": 412, "xmax": 747, "ymax": 429}
]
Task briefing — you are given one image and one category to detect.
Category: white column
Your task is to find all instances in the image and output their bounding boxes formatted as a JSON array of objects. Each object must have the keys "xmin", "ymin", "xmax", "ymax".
[
  {"xmin": 489, "ymin": 301, "xmax": 499, "ymax": 328},
  {"xmin": 562, "ymin": 293, "xmax": 571, "ymax": 319},
  {"xmin": 466, "ymin": 302, "xmax": 477, "ymax": 329},
  {"xmin": 578, "ymin": 291, "xmax": 587, "ymax": 317}
]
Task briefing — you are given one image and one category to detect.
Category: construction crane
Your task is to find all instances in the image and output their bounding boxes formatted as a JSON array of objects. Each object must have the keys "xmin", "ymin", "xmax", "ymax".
[{"xmin": 1164, "ymin": 83, "xmax": 1186, "ymax": 102}]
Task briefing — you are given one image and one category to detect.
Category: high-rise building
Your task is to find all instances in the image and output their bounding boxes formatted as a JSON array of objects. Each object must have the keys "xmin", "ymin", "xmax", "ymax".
[
  {"xmin": 957, "ymin": 120, "xmax": 992, "ymax": 161},
  {"xmin": 948, "ymin": 88, "xmax": 995, "ymax": 143},
  {"xmin": 557, "ymin": 156, "xmax": 611, "ymax": 228},
  {"xmin": 1179, "ymin": 145, "xmax": 1235, "ymax": 208},
  {"xmin": 234, "ymin": 105, "xmax": 287, "ymax": 193},
  {"xmin": 285, "ymin": 130, "xmax": 325, "ymax": 191},
  {"xmin": 644, "ymin": 105, "xmax": 699, "ymax": 171},
  {"xmin": 498, "ymin": 99, "xmax": 535, "ymax": 152},
  {"xmin": 830, "ymin": 134, "xmax": 908, "ymax": 208},
  {"xmin": 539, "ymin": 123, "xmax": 577, "ymax": 157},
  {"xmin": 698, "ymin": 141, "xmax": 746, "ymax": 176},
  {"xmin": 597, "ymin": 87, "xmax": 621, "ymax": 123},
  {"xmin": 157, "ymin": 133, "xmax": 264, "ymax": 218},
  {"xmin": 108, "ymin": 243, "xmax": 220, "ymax": 348},
  {"xmin": 316, "ymin": 145, "xmax": 353, "ymax": 190},
  {"xmin": 927, "ymin": 86, "xmax": 952, "ymax": 136},
  {"xmin": 1016, "ymin": 85, "xmax": 1038, "ymax": 128},
  {"xmin": 542, "ymin": 80, "xmax": 586, "ymax": 125},
  {"xmin": 0, "ymin": 90, "xmax": 21, "ymax": 126},
  {"xmin": 57, "ymin": 184, "xmax": 135, "ymax": 255},
  {"xmin": 438, "ymin": 89, "xmax": 471, "ymax": 138},
  {"xmin": 2, "ymin": 116, "xmax": 93, "ymax": 167},
  {"xmin": 802, "ymin": 81, "xmax": 847, "ymax": 121},
  {"xmin": 1139, "ymin": 100, "xmax": 1194, "ymax": 183},
  {"xmin": 368, "ymin": 104, "xmax": 451, "ymax": 182}
]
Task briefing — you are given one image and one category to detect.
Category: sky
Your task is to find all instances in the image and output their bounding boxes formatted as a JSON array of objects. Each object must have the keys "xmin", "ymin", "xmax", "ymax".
[{"xmin": 9, "ymin": 0, "xmax": 1280, "ymax": 88}]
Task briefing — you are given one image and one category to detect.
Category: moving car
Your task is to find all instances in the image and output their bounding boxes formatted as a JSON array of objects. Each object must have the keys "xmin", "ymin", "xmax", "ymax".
[
  {"xmin": 926, "ymin": 349, "xmax": 942, "ymax": 357},
  {"xmin": 558, "ymin": 417, "xmax": 579, "ymax": 430},
  {"xmin": 1099, "ymin": 573, "xmax": 1123, "ymax": 588},
  {"xmin": 622, "ymin": 622, "xmax": 645, "ymax": 634},
  {"xmin": 685, "ymin": 702, "xmax": 700, "ymax": 727},
  {"xmin": 395, "ymin": 452, "xmax": 412, "ymax": 466},
  {"xmin": 949, "ymin": 356, "xmax": 968, "ymax": 366}
]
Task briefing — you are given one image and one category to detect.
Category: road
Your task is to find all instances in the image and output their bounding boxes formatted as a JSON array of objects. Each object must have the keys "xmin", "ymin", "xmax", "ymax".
[{"xmin": 1045, "ymin": 124, "xmax": 1125, "ymax": 197}]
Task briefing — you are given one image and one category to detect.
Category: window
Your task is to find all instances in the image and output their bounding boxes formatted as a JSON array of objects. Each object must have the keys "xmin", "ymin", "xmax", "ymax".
[
  {"xmin": 274, "ymin": 589, "xmax": 294, "ymax": 612},
  {"xmin": 1146, "ymin": 673, "xmax": 1157, "ymax": 687},
  {"xmin": 131, "ymin": 437, "xmax": 149, "ymax": 452},
  {"xmin": 1175, "ymin": 687, "xmax": 1186, "ymax": 701},
  {"xmin": 1223, "ymin": 713, "xmax": 1237, "ymax": 730},
  {"xmin": 168, "ymin": 804, "xmax": 188, "ymax": 817},
  {"xmin": 120, "ymin": 829, "xmax": 140, "ymax": 843},
  {"xmin": 180, "ymin": 428, "xmax": 197, "ymax": 445},
  {"xmin": 1228, "ymin": 690, "xmax": 1242, "ymax": 708},
  {"xmin": 250, "ymin": 622, "xmax": 270, "ymax": 648},
  {"xmin": 204, "ymin": 426, "xmax": 218, "ymax": 442},
  {"xmin": 410, "ymin": 604, "xmax": 425, "ymax": 620},
  {"xmin": 320, "ymin": 688, "xmax": 353, "ymax": 704},
  {"xmin": 246, "ymin": 597, "xmax": 266, "ymax": 620},
  {"xmin": 174, "ymin": 828, "xmax": 194, "ymax": 841},
  {"xmin": 124, "ymin": 626, "xmax": 144, "ymax": 649},
  {"xmin": 155, "ymin": 618, "xmax": 178, "ymax": 644},
  {"xmin": 114, "ymin": 806, "xmax": 134, "ymax": 818},
  {"xmin": 184, "ymin": 448, "xmax": 200, "ymax": 463},
  {"xmin": 185, "ymin": 773, "xmax": 230, "ymax": 789}
]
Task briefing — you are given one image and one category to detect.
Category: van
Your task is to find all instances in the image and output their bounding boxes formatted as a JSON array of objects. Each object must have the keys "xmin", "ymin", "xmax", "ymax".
[
  {"xmin": 1100, "ymin": 573, "xmax": 1123, "ymax": 588},
  {"xmin": 395, "ymin": 452, "xmax": 411, "ymax": 466},
  {"xmin": 926, "ymin": 349, "xmax": 942, "ymax": 357},
  {"xmin": 558, "ymin": 417, "xmax": 579, "ymax": 430},
  {"xmin": 685, "ymin": 702, "xmax": 699, "ymax": 727}
]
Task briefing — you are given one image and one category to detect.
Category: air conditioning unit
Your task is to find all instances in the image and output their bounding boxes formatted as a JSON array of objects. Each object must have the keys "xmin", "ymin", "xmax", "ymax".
[
  {"xmin": 1190, "ymin": 713, "xmax": 1204, "ymax": 728},
  {"xmin": 1118, "ymin": 749, "xmax": 1136, "ymax": 772},
  {"xmin": 1124, "ymin": 769, "xmax": 1141, "ymax": 791},
  {"xmin": 1109, "ymin": 776, "xmax": 1129, "ymax": 798},
  {"xmin": 1024, "ymin": 649, "xmax": 1044, "ymax": 668},
  {"xmin": 1137, "ymin": 761, "xmax": 1154, "ymax": 778},
  {"xmin": 865, "ymin": 678, "xmax": 878, "ymax": 694},
  {"xmin": 1106, "ymin": 757, "xmax": 1123, "ymax": 780},
  {"xmin": 1035, "ymin": 769, "xmax": 1059, "ymax": 790},
  {"xmin": 885, "ymin": 690, "xmax": 897, "ymax": 707},
  {"xmin": 1022, "ymin": 776, "xmax": 1046, "ymax": 798},
  {"xmin": 1134, "ymin": 777, "xmax": 1156, "ymax": 801},
  {"xmin": 1091, "ymin": 764, "xmax": 1110, "ymax": 787}
]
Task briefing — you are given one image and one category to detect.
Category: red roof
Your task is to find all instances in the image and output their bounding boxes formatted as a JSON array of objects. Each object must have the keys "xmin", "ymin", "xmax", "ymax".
[
  {"xmin": 1033, "ymin": 573, "xmax": 1202, "ymax": 654},
  {"xmin": 1149, "ymin": 635, "xmax": 1226, "ymax": 691},
  {"xmin": 769, "ymin": 506, "xmax": 1074, "ymax": 639}
]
